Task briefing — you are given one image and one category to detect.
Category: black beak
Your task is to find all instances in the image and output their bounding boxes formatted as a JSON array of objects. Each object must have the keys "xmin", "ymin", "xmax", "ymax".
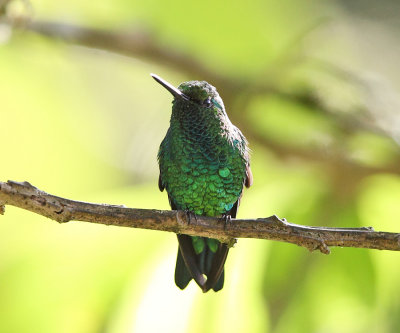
[{"xmin": 151, "ymin": 73, "xmax": 189, "ymax": 101}]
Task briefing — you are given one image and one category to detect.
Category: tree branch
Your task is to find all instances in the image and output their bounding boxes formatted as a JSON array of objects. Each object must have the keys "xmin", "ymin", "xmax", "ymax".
[{"xmin": 1, "ymin": 180, "xmax": 399, "ymax": 254}]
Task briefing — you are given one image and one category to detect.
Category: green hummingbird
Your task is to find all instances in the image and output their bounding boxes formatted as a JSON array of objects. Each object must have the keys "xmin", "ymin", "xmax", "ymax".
[{"xmin": 152, "ymin": 73, "xmax": 252, "ymax": 292}]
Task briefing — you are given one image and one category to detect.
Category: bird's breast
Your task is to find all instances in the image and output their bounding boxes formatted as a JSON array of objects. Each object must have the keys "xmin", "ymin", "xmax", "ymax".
[{"xmin": 161, "ymin": 138, "xmax": 246, "ymax": 217}]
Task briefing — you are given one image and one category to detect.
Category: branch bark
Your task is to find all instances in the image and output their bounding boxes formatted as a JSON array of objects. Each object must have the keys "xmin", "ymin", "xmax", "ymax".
[{"xmin": 1, "ymin": 180, "xmax": 399, "ymax": 254}]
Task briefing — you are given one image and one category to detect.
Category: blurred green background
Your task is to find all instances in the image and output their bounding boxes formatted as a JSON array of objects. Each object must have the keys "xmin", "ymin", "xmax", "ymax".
[{"xmin": 1, "ymin": 0, "xmax": 400, "ymax": 332}]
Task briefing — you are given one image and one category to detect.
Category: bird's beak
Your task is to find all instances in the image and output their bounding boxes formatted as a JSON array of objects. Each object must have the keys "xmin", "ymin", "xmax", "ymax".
[{"xmin": 151, "ymin": 73, "xmax": 190, "ymax": 101}]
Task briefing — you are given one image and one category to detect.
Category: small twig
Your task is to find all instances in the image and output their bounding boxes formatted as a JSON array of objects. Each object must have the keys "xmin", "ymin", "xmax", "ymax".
[{"xmin": 1, "ymin": 180, "xmax": 399, "ymax": 254}]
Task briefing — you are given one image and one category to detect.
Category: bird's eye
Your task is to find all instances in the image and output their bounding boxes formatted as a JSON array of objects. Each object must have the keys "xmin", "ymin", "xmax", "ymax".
[{"xmin": 203, "ymin": 97, "xmax": 212, "ymax": 107}]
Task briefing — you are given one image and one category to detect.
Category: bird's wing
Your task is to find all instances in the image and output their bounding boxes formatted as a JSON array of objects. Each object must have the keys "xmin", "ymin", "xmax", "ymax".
[
  {"xmin": 245, "ymin": 163, "xmax": 253, "ymax": 188},
  {"xmin": 158, "ymin": 173, "xmax": 165, "ymax": 192}
]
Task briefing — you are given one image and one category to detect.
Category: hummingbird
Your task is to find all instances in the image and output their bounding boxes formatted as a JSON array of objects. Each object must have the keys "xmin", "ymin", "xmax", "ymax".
[{"xmin": 152, "ymin": 73, "xmax": 252, "ymax": 292}]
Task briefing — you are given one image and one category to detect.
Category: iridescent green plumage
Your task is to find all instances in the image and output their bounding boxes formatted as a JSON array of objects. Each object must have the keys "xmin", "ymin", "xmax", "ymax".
[{"xmin": 153, "ymin": 74, "xmax": 252, "ymax": 292}]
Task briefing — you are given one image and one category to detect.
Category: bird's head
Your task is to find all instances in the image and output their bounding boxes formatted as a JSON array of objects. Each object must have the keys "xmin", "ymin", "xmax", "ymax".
[{"xmin": 151, "ymin": 73, "xmax": 225, "ymax": 112}]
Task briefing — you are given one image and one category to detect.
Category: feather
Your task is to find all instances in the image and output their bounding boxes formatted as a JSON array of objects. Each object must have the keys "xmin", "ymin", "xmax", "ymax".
[
  {"xmin": 158, "ymin": 173, "xmax": 164, "ymax": 192},
  {"xmin": 245, "ymin": 164, "xmax": 253, "ymax": 188}
]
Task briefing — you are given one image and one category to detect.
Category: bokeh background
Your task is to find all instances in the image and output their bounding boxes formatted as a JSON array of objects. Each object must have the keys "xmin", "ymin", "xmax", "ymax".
[{"xmin": 1, "ymin": 0, "xmax": 400, "ymax": 332}]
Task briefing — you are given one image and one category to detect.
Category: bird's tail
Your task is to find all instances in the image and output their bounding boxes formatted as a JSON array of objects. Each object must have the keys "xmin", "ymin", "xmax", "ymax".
[{"xmin": 175, "ymin": 234, "xmax": 229, "ymax": 292}]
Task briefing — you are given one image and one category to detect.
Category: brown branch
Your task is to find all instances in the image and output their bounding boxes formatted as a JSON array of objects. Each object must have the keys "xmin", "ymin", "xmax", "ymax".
[{"xmin": 1, "ymin": 180, "xmax": 399, "ymax": 254}]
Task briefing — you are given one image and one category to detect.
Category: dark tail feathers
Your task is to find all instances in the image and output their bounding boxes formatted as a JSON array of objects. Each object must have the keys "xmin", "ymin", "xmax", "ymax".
[{"xmin": 175, "ymin": 234, "xmax": 229, "ymax": 292}]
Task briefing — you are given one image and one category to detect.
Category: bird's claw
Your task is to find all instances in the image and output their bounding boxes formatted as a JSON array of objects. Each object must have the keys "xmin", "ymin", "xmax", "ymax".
[
  {"xmin": 185, "ymin": 210, "xmax": 198, "ymax": 225},
  {"xmin": 222, "ymin": 214, "xmax": 232, "ymax": 230}
]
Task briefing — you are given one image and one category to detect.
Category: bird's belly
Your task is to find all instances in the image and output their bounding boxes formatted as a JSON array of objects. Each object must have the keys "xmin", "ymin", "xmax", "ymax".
[{"xmin": 164, "ymin": 162, "xmax": 244, "ymax": 217}]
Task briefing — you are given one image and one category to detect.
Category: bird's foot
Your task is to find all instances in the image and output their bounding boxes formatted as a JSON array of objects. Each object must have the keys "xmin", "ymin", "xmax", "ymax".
[
  {"xmin": 185, "ymin": 210, "xmax": 198, "ymax": 225},
  {"xmin": 222, "ymin": 214, "xmax": 232, "ymax": 230}
]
